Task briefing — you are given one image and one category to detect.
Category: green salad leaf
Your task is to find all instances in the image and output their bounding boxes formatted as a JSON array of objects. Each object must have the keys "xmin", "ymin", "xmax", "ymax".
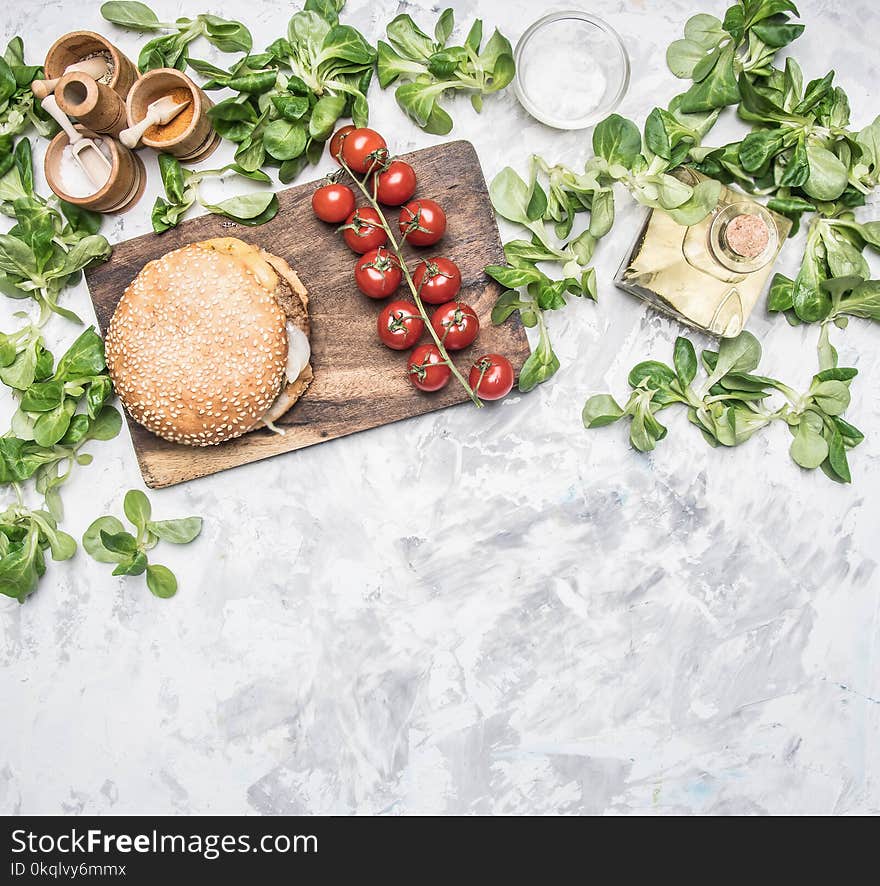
[
  {"xmin": 191, "ymin": 2, "xmax": 375, "ymax": 180},
  {"xmin": 668, "ymin": 1, "xmax": 804, "ymax": 112},
  {"xmin": 0, "ymin": 502, "xmax": 76, "ymax": 603},
  {"xmin": 583, "ymin": 331, "xmax": 863, "ymax": 483},
  {"xmin": 0, "ymin": 36, "xmax": 56, "ymax": 173},
  {"xmin": 0, "ymin": 327, "xmax": 122, "ymax": 520},
  {"xmin": 377, "ymin": 8, "xmax": 514, "ymax": 134},
  {"xmin": 0, "ymin": 139, "xmax": 110, "ymax": 324},
  {"xmin": 151, "ymin": 154, "xmax": 277, "ymax": 233},
  {"xmin": 83, "ymin": 491, "xmax": 203, "ymax": 598},
  {"xmin": 101, "ymin": 2, "xmax": 251, "ymax": 72},
  {"xmin": 0, "ymin": 325, "xmax": 123, "ymax": 604}
]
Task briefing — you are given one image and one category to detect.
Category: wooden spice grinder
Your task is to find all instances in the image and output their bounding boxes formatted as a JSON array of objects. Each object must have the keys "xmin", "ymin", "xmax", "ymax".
[
  {"xmin": 55, "ymin": 71, "xmax": 128, "ymax": 137},
  {"xmin": 126, "ymin": 69, "xmax": 220, "ymax": 162},
  {"xmin": 44, "ymin": 125, "xmax": 146, "ymax": 214},
  {"xmin": 42, "ymin": 31, "xmax": 138, "ymax": 101}
]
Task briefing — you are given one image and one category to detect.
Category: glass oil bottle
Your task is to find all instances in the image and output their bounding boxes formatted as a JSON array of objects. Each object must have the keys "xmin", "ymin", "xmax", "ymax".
[{"xmin": 614, "ymin": 169, "xmax": 792, "ymax": 337}]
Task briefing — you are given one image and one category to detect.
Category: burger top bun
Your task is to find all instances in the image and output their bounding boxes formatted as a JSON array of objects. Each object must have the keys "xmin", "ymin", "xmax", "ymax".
[{"xmin": 105, "ymin": 239, "xmax": 294, "ymax": 447}]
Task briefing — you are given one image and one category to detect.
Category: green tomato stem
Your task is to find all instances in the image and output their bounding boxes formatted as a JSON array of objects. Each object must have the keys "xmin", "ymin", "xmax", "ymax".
[{"xmin": 338, "ymin": 156, "xmax": 483, "ymax": 407}]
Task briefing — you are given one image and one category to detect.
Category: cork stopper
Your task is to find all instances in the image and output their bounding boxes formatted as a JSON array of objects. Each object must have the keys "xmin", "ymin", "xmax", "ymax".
[{"xmin": 724, "ymin": 213, "xmax": 770, "ymax": 259}]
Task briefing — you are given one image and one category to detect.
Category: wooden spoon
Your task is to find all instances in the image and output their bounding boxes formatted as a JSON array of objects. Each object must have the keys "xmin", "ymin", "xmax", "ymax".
[
  {"xmin": 119, "ymin": 96, "xmax": 192, "ymax": 149},
  {"xmin": 31, "ymin": 57, "xmax": 109, "ymax": 100}
]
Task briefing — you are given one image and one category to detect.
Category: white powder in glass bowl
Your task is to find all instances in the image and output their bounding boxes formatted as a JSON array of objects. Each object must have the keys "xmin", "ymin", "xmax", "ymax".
[
  {"xmin": 514, "ymin": 12, "xmax": 629, "ymax": 130},
  {"xmin": 519, "ymin": 27, "xmax": 608, "ymax": 123}
]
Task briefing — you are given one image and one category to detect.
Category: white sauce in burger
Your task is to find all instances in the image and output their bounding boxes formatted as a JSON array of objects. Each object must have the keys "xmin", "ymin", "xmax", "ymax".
[{"xmin": 285, "ymin": 323, "xmax": 311, "ymax": 382}]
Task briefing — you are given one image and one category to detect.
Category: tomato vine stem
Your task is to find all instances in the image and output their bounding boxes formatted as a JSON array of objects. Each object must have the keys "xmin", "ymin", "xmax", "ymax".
[{"xmin": 338, "ymin": 156, "xmax": 484, "ymax": 407}]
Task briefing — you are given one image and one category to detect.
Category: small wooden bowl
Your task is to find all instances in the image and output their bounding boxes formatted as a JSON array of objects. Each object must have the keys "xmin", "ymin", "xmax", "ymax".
[
  {"xmin": 43, "ymin": 31, "xmax": 138, "ymax": 101},
  {"xmin": 44, "ymin": 126, "xmax": 146, "ymax": 214},
  {"xmin": 126, "ymin": 68, "xmax": 220, "ymax": 162}
]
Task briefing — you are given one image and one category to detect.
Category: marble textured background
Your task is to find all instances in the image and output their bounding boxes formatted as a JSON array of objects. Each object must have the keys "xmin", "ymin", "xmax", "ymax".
[{"xmin": 1, "ymin": 0, "xmax": 878, "ymax": 815}]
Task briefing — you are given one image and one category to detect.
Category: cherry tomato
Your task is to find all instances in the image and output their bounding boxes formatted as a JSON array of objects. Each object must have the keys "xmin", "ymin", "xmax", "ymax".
[
  {"xmin": 407, "ymin": 344, "xmax": 451, "ymax": 392},
  {"xmin": 355, "ymin": 248, "xmax": 402, "ymax": 299},
  {"xmin": 469, "ymin": 354, "xmax": 514, "ymax": 401},
  {"xmin": 372, "ymin": 160, "xmax": 417, "ymax": 206},
  {"xmin": 329, "ymin": 125, "xmax": 356, "ymax": 164},
  {"xmin": 412, "ymin": 257, "xmax": 462, "ymax": 305},
  {"xmin": 399, "ymin": 199, "xmax": 447, "ymax": 247},
  {"xmin": 377, "ymin": 300, "xmax": 424, "ymax": 350},
  {"xmin": 341, "ymin": 208, "xmax": 388, "ymax": 254},
  {"xmin": 430, "ymin": 301, "xmax": 479, "ymax": 351},
  {"xmin": 341, "ymin": 127, "xmax": 389, "ymax": 174},
  {"xmin": 311, "ymin": 182, "xmax": 356, "ymax": 223}
]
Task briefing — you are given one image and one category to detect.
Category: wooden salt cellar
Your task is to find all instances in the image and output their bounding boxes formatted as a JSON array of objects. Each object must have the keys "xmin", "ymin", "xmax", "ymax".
[
  {"xmin": 55, "ymin": 71, "xmax": 128, "ymax": 137},
  {"xmin": 44, "ymin": 125, "xmax": 146, "ymax": 214},
  {"xmin": 126, "ymin": 69, "xmax": 220, "ymax": 162},
  {"xmin": 43, "ymin": 31, "xmax": 138, "ymax": 101}
]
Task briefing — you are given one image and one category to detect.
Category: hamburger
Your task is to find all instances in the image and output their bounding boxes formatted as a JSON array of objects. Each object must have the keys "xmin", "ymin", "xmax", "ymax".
[{"xmin": 105, "ymin": 237, "xmax": 312, "ymax": 447}]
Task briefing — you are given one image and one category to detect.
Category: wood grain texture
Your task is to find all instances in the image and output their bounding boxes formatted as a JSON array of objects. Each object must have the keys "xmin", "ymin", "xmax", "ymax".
[{"xmin": 85, "ymin": 140, "xmax": 530, "ymax": 488}]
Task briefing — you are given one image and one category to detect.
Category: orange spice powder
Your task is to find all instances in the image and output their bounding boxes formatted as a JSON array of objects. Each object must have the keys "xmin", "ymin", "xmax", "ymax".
[{"xmin": 144, "ymin": 87, "xmax": 195, "ymax": 141}]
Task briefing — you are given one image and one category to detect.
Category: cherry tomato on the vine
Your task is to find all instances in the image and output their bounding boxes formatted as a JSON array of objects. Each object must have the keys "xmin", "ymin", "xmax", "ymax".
[
  {"xmin": 341, "ymin": 128, "xmax": 389, "ymax": 174},
  {"xmin": 430, "ymin": 301, "xmax": 479, "ymax": 351},
  {"xmin": 340, "ymin": 208, "xmax": 387, "ymax": 254},
  {"xmin": 399, "ymin": 199, "xmax": 447, "ymax": 247},
  {"xmin": 412, "ymin": 257, "xmax": 462, "ymax": 304},
  {"xmin": 355, "ymin": 248, "xmax": 402, "ymax": 299},
  {"xmin": 408, "ymin": 344, "xmax": 450, "ymax": 392},
  {"xmin": 469, "ymin": 354, "xmax": 515, "ymax": 401},
  {"xmin": 377, "ymin": 300, "xmax": 424, "ymax": 350},
  {"xmin": 329, "ymin": 125, "xmax": 356, "ymax": 164},
  {"xmin": 311, "ymin": 182, "xmax": 356, "ymax": 223},
  {"xmin": 372, "ymin": 160, "xmax": 417, "ymax": 206}
]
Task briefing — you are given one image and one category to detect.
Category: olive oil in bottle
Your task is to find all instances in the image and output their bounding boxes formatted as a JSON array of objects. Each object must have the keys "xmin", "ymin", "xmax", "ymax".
[{"xmin": 614, "ymin": 169, "xmax": 792, "ymax": 337}]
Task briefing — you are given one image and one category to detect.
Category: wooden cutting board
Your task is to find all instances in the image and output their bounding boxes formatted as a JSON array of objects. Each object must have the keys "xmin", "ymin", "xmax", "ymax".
[{"xmin": 85, "ymin": 140, "xmax": 530, "ymax": 488}]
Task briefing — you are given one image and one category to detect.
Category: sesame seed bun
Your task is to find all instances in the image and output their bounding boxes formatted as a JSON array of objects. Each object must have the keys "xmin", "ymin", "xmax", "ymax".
[{"xmin": 105, "ymin": 238, "xmax": 311, "ymax": 447}]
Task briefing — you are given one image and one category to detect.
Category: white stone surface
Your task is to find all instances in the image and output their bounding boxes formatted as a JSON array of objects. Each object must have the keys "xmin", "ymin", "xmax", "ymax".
[{"xmin": 1, "ymin": 0, "xmax": 878, "ymax": 815}]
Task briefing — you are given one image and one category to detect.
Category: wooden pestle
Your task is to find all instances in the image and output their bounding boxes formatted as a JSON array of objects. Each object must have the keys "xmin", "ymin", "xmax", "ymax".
[
  {"xmin": 119, "ymin": 96, "xmax": 191, "ymax": 149},
  {"xmin": 55, "ymin": 71, "xmax": 128, "ymax": 137}
]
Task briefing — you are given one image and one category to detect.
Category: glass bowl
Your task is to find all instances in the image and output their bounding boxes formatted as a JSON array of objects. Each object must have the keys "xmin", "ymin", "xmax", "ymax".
[{"xmin": 514, "ymin": 11, "xmax": 630, "ymax": 130}]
